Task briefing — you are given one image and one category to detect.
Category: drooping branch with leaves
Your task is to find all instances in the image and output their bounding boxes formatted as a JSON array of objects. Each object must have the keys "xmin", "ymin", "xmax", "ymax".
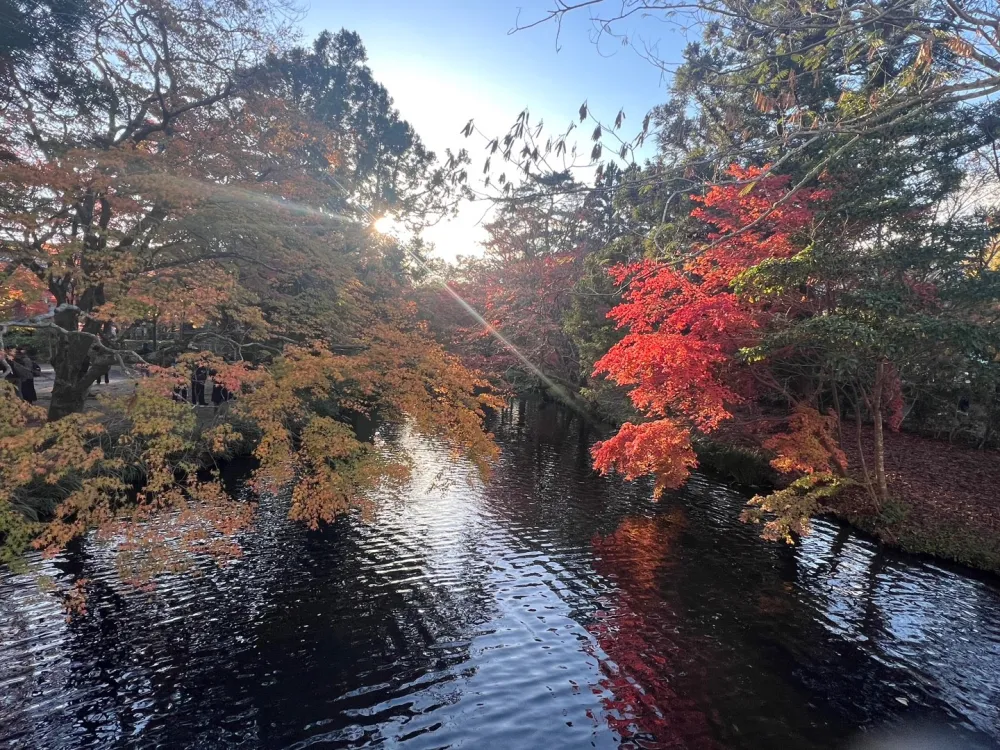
[{"xmin": 0, "ymin": 2, "xmax": 499, "ymax": 577}]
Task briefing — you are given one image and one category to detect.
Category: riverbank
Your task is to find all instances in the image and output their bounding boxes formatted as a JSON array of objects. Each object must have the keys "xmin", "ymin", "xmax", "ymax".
[
  {"xmin": 585, "ymin": 390, "xmax": 1000, "ymax": 576},
  {"xmin": 832, "ymin": 425, "xmax": 1000, "ymax": 576},
  {"xmin": 697, "ymin": 424, "xmax": 1000, "ymax": 576}
]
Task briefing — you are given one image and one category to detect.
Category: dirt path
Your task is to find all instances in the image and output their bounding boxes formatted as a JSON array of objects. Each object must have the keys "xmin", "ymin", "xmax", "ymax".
[
  {"xmin": 31, "ymin": 364, "xmax": 138, "ymax": 410},
  {"xmin": 29, "ymin": 364, "xmax": 231, "ymax": 438}
]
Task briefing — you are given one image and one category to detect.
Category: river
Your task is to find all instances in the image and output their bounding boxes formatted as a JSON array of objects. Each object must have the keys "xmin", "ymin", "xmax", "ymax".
[{"xmin": 2, "ymin": 401, "xmax": 1000, "ymax": 749}]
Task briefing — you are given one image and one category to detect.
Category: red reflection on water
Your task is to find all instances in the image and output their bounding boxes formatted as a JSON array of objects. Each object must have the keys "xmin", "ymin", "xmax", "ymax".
[{"xmin": 587, "ymin": 511, "xmax": 717, "ymax": 749}]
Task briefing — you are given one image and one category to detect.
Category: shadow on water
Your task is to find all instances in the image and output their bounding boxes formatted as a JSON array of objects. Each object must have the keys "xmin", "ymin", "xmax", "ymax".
[{"xmin": 1, "ymin": 400, "xmax": 999, "ymax": 749}]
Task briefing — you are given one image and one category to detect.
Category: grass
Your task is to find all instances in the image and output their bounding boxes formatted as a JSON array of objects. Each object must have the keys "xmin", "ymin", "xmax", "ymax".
[{"xmin": 832, "ymin": 495, "xmax": 1000, "ymax": 576}]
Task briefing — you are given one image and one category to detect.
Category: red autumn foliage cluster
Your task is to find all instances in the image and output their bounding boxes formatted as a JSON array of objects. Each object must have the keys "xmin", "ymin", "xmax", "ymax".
[{"xmin": 592, "ymin": 166, "xmax": 834, "ymax": 493}]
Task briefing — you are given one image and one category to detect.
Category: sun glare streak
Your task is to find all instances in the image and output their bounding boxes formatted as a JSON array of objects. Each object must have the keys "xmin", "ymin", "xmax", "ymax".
[
  {"xmin": 169, "ymin": 174, "xmax": 583, "ymax": 413},
  {"xmin": 431, "ymin": 278, "xmax": 580, "ymax": 409}
]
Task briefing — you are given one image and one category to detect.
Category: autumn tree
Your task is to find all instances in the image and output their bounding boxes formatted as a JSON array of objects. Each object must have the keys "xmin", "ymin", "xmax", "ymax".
[
  {"xmin": 591, "ymin": 166, "xmax": 836, "ymax": 499},
  {"xmin": 0, "ymin": 0, "xmax": 303, "ymax": 417},
  {"xmin": 0, "ymin": 4, "xmax": 500, "ymax": 578},
  {"xmin": 0, "ymin": 322, "xmax": 500, "ymax": 574},
  {"xmin": 588, "ymin": 149, "xmax": 1000, "ymax": 539},
  {"xmin": 422, "ymin": 173, "xmax": 596, "ymax": 392}
]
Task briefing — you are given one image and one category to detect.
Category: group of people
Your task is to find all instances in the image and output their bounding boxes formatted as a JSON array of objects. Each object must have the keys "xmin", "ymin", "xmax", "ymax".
[
  {"xmin": 172, "ymin": 365, "xmax": 233, "ymax": 410},
  {"xmin": 2, "ymin": 345, "xmax": 237, "ymax": 412},
  {"xmin": 1, "ymin": 346, "xmax": 41, "ymax": 404},
  {"xmin": 1, "ymin": 347, "xmax": 239, "ymax": 412}
]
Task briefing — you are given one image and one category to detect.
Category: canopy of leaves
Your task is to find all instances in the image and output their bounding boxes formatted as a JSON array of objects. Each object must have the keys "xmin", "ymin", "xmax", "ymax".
[{"xmin": 0, "ymin": 1, "xmax": 499, "ymax": 577}]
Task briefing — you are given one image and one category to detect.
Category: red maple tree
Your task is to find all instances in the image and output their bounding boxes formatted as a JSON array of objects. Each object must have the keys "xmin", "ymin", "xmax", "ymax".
[{"xmin": 591, "ymin": 165, "xmax": 833, "ymax": 494}]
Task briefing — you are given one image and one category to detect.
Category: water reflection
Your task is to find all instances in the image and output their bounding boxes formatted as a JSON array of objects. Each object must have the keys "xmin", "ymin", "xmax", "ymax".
[
  {"xmin": 588, "ymin": 512, "xmax": 718, "ymax": 749},
  {"xmin": 0, "ymin": 400, "xmax": 999, "ymax": 748}
]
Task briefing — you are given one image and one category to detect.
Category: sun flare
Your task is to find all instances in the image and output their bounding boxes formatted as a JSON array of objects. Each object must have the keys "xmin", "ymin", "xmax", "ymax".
[{"xmin": 373, "ymin": 215, "xmax": 399, "ymax": 235}]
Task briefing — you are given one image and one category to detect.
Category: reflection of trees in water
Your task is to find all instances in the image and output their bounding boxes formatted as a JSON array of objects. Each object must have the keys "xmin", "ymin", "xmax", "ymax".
[
  {"xmin": 1, "ymin": 447, "xmax": 500, "ymax": 748},
  {"xmin": 243, "ymin": 454, "xmax": 502, "ymax": 745},
  {"xmin": 489, "ymin": 401, "xmax": 923, "ymax": 746},
  {"xmin": 0, "ymin": 570, "xmax": 73, "ymax": 747},
  {"xmin": 4, "ymin": 400, "xmax": 1000, "ymax": 748},
  {"xmin": 486, "ymin": 400, "xmax": 652, "ymax": 540},
  {"xmin": 669, "ymin": 477, "xmax": 1000, "ymax": 744},
  {"xmin": 792, "ymin": 526, "xmax": 1000, "ymax": 736},
  {"xmin": 586, "ymin": 512, "xmax": 717, "ymax": 750}
]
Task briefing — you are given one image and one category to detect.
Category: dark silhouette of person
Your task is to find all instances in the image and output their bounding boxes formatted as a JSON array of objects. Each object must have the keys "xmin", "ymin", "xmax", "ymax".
[
  {"xmin": 209, "ymin": 370, "xmax": 232, "ymax": 412},
  {"xmin": 191, "ymin": 365, "xmax": 209, "ymax": 406},
  {"xmin": 15, "ymin": 347, "xmax": 38, "ymax": 404},
  {"xmin": 81, "ymin": 355, "xmax": 110, "ymax": 384},
  {"xmin": 2, "ymin": 347, "xmax": 25, "ymax": 395}
]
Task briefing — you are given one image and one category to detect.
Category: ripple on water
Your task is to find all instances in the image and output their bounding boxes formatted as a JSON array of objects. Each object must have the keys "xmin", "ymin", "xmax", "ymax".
[{"xmin": 1, "ymin": 403, "xmax": 1000, "ymax": 749}]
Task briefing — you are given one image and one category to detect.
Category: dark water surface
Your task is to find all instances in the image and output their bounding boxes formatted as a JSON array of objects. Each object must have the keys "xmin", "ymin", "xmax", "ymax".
[{"xmin": 3, "ymin": 401, "xmax": 1000, "ymax": 749}]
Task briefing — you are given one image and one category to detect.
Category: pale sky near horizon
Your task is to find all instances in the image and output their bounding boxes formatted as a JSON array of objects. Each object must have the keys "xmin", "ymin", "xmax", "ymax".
[{"xmin": 300, "ymin": 1, "xmax": 687, "ymax": 259}]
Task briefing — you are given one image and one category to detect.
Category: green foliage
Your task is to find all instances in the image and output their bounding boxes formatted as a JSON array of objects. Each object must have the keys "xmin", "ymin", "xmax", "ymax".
[
  {"xmin": 743, "ymin": 474, "xmax": 852, "ymax": 544},
  {"xmin": 876, "ymin": 498, "xmax": 910, "ymax": 529},
  {"xmin": 578, "ymin": 383, "xmax": 638, "ymax": 426}
]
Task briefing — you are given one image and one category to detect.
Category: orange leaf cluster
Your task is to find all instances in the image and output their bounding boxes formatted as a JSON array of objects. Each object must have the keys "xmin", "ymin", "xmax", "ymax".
[
  {"xmin": 592, "ymin": 420, "xmax": 698, "ymax": 497},
  {"xmin": 239, "ymin": 326, "xmax": 501, "ymax": 528},
  {"xmin": 2, "ymin": 326, "xmax": 500, "ymax": 577},
  {"xmin": 763, "ymin": 406, "xmax": 847, "ymax": 475}
]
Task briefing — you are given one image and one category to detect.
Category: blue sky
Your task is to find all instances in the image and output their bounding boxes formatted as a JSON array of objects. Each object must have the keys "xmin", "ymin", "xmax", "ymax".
[{"xmin": 301, "ymin": 1, "xmax": 687, "ymax": 258}]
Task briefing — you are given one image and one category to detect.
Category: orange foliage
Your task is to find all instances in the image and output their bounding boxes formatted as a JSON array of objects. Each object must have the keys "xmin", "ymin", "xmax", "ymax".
[
  {"xmin": 94, "ymin": 266, "xmax": 239, "ymax": 328},
  {"xmin": 241, "ymin": 326, "xmax": 501, "ymax": 528},
  {"xmin": 1, "ymin": 324, "xmax": 500, "ymax": 577},
  {"xmin": 763, "ymin": 406, "xmax": 847, "ymax": 475},
  {"xmin": 592, "ymin": 420, "xmax": 698, "ymax": 497},
  {"xmin": 0, "ymin": 266, "xmax": 52, "ymax": 319},
  {"xmin": 0, "ymin": 0, "xmax": 498, "ymax": 585}
]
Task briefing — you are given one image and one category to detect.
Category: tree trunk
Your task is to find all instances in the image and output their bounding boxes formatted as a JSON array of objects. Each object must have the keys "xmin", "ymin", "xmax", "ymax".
[
  {"xmin": 46, "ymin": 308, "xmax": 99, "ymax": 421},
  {"xmin": 872, "ymin": 361, "xmax": 889, "ymax": 503},
  {"xmin": 48, "ymin": 376, "xmax": 90, "ymax": 421},
  {"xmin": 854, "ymin": 398, "xmax": 878, "ymax": 508},
  {"xmin": 831, "ymin": 382, "xmax": 844, "ymax": 448}
]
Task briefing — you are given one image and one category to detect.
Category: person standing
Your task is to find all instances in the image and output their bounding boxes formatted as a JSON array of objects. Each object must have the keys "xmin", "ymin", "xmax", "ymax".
[
  {"xmin": 191, "ymin": 364, "xmax": 209, "ymax": 406},
  {"xmin": 209, "ymin": 370, "xmax": 232, "ymax": 412},
  {"xmin": 15, "ymin": 347, "xmax": 38, "ymax": 404},
  {"xmin": 79, "ymin": 353, "xmax": 111, "ymax": 387},
  {"xmin": 3, "ymin": 347, "xmax": 34, "ymax": 402}
]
